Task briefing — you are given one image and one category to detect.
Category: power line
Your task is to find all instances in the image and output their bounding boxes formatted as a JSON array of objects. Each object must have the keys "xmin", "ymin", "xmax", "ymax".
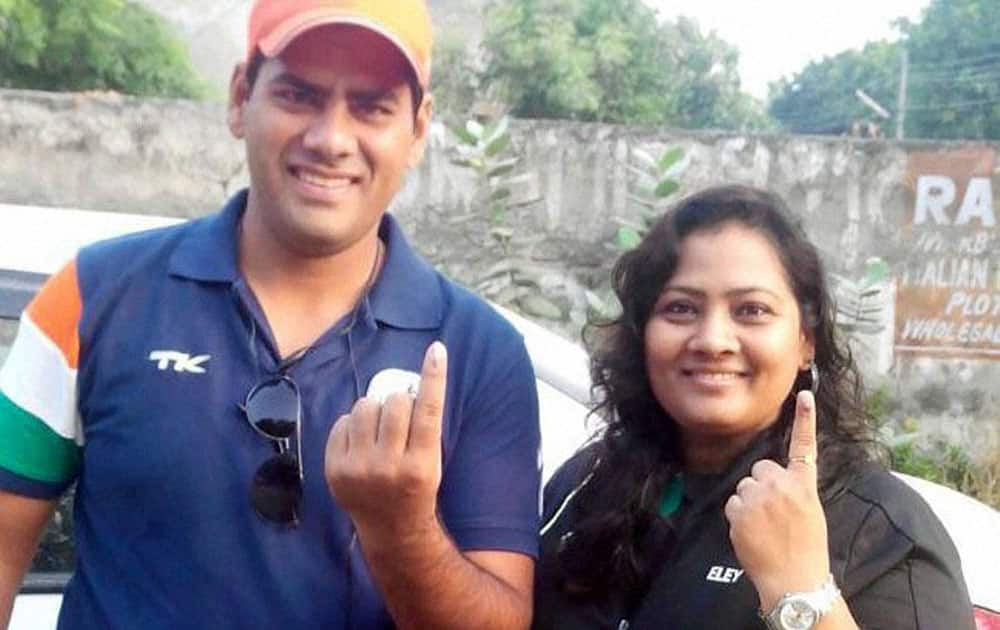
[
  {"xmin": 904, "ymin": 64, "xmax": 1000, "ymax": 84},
  {"xmin": 775, "ymin": 96, "xmax": 1000, "ymax": 127},
  {"xmin": 772, "ymin": 76, "xmax": 1000, "ymax": 127},
  {"xmin": 772, "ymin": 108, "xmax": 886, "ymax": 132},
  {"xmin": 769, "ymin": 45, "xmax": 1000, "ymax": 134},
  {"xmin": 814, "ymin": 63, "xmax": 1000, "ymax": 94},
  {"xmin": 907, "ymin": 50, "xmax": 1000, "ymax": 73},
  {"xmin": 772, "ymin": 94, "xmax": 1000, "ymax": 132},
  {"xmin": 776, "ymin": 50, "xmax": 1000, "ymax": 93},
  {"xmin": 905, "ymin": 96, "xmax": 1000, "ymax": 112}
]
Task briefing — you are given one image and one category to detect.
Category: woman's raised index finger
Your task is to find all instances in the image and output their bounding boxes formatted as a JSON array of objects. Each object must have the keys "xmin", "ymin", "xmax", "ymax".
[{"xmin": 788, "ymin": 390, "xmax": 818, "ymax": 473}]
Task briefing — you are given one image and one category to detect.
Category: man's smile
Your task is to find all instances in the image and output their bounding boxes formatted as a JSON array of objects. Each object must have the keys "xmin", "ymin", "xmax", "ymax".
[{"xmin": 288, "ymin": 165, "xmax": 360, "ymax": 190}]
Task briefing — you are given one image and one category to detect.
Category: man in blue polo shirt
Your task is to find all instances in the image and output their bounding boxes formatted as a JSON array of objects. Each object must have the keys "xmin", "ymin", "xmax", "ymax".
[{"xmin": 0, "ymin": 1, "xmax": 541, "ymax": 628}]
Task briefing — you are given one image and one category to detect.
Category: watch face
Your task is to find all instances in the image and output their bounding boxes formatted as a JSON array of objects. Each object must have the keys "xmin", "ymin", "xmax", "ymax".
[{"xmin": 778, "ymin": 598, "xmax": 818, "ymax": 630}]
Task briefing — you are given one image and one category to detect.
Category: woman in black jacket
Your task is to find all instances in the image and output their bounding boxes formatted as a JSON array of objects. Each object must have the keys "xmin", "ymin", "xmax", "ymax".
[{"xmin": 533, "ymin": 185, "xmax": 974, "ymax": 630}]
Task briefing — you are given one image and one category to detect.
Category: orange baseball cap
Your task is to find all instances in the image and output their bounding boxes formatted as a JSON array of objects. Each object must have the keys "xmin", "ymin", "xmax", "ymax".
[{"xmin": 247, "ymin": 0, "xmax": 433, "ymax": 87}]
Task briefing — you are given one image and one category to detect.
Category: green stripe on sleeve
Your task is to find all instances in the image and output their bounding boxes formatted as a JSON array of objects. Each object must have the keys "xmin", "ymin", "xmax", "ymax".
[{"xmin": 0, "ymin": 390, "xmax": 80, "ymax": 484}]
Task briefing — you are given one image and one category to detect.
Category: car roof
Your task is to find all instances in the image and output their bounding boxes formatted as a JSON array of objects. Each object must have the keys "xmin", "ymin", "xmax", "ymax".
[
  {"xmin": 0, "ymin": 203, "xmax": 181, "ymax": 320},
  {"xmin": 0, "ymin": 203, "xmax": 182, "ymax": 275}
]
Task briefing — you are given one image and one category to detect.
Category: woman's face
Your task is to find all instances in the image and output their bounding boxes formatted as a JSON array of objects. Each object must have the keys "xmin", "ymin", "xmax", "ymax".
[{"xmin": 643, "ymin": 221, "xmax": 814, "ymax": 465}]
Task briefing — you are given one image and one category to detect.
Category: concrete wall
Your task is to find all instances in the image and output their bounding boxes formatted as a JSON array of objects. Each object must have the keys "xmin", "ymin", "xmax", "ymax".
[{"xmin": 0, "ymin": 88, "xmax": 997, "ymax": 458}]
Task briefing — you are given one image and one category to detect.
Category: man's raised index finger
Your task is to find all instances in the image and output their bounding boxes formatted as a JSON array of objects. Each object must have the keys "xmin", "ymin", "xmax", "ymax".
[
  {"xmin": 408, "ymin": 341, "xmax": 447, "ymax": 452},
  {"xmin": 788, "ymin": 390, "xmax": 818, "ymax": 472}
]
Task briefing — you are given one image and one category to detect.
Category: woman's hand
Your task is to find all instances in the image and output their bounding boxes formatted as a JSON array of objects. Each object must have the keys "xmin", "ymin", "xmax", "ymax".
[{"xmin": 724, "ymin": 391, "xmax": 831, "ymax": 611}]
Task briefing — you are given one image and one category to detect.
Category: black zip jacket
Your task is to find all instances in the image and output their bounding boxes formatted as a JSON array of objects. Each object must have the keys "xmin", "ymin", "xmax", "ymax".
[{"xmin": 533, "ymin": 441, "xmax": 975, "ymax": 630}]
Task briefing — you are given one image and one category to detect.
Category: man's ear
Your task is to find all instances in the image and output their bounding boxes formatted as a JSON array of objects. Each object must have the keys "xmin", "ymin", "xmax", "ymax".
[
  {"xmin": 407, "ymin": 93, "xmax": 434, "ymax": 168},
  {"xmin": 227, "ymin": 63, "xmax": 250, "ymax": 139}
]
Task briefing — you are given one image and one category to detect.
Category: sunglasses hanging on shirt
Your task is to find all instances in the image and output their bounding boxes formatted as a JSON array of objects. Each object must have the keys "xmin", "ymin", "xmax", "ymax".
[
  {"xmin": 235, "ymin": 238, "xmax": 384, "ymax": 526},
  {"xmin": 239, "ymin": 374, "xmax": 303, "ymax": 525}
]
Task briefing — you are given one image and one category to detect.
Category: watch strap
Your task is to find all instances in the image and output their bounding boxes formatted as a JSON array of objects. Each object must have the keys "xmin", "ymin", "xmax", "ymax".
[{"xmin": 761, "ymin": 573, "xmax": 841, "ymax": 630}]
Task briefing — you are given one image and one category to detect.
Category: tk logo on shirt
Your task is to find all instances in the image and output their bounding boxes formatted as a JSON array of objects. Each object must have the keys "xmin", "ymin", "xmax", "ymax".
[
  {"xmin": 149, "ymin": 350, "xmax": 211, "ymax": 374},
  {"xmin": 705, "ymin": 565, "xmax": 744, "ymax": 584}
]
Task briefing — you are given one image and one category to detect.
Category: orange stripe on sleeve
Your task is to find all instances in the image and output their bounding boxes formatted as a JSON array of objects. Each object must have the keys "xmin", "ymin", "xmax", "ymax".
[{"xmin": 25, "ymin": 259, "xmax": 82, "ymax": 369}]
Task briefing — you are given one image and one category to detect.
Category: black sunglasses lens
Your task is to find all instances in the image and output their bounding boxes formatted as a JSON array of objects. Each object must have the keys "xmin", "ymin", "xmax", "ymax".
[
  {"xmin": 245, "ymin": 378, "xmax": 299, "ymax": 439},
  {"xmin": 250, "ymin": 452, "xmax": 302, "ymax": 523}
]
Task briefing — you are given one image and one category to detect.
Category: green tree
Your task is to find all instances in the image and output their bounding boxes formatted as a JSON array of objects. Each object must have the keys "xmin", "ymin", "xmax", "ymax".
[
  {"xmin": 769, "ymin": 0, "xmax": 1000, "ymax": 140},
  {"xmin": 429, "ymin": 32, "xmax": 481, "ymax": 121},
  {"xmin": 480, "ymin": 0, "xmax": 766, "ymax": 130},
  {"xmin": 768, "ymin": 41, "xmax": 901, "ymax": 135},
  {"xmin": 0, "ymin": 0, "xmax": 205, "ymax": 98},
  {"xmin": 900, "ymin": 0, "xmax": 1000, "ymax": 140}
]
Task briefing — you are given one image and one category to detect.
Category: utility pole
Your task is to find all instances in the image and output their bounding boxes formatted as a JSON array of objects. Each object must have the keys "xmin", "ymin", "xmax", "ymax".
[{"xmin": 896, "ymin": 48, "xmax": 909, "ymax": 140}]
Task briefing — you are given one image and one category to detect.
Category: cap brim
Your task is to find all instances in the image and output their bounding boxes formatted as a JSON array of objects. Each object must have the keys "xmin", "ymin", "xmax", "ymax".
[{"xmin": 256, "ymin": 10, "xmax": 426, "ymax": 87}]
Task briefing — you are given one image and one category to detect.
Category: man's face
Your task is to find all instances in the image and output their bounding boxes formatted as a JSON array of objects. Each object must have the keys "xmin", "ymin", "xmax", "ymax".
[{"xmin": 228, "ymin": 24, "xmax": 430, "ymax": 257}]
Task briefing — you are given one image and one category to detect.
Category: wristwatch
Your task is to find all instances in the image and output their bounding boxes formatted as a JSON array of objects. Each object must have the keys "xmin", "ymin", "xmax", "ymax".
[{"xmin": 761, "ymin": 574, "xmax": 841, "ymax": 630}]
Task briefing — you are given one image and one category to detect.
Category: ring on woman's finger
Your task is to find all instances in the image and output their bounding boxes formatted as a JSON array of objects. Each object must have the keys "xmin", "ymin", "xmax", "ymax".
[{"xmin": 788, "ymin": 454, "xmax": 816, "ymax": 466}]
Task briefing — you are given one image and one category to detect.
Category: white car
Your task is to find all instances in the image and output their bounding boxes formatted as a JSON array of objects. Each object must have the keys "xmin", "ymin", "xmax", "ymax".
[{"xmin": 3, "ymin": 203, "xmax": 998, "ymax": 629}]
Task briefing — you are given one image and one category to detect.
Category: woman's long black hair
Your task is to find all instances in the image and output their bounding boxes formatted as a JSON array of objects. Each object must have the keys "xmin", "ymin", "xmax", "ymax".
[{"xmin": 558, "ymin": 184, "xmax": 876, "ymax": 599}]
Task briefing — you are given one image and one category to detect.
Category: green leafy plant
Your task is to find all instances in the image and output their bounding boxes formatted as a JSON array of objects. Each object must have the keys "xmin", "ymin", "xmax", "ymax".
[
  {"xmin": 450, "ymin": 117, "xmax": 563, "ymax": 320},
  {"xmin": 866, "ymin": 387, "xmax": 999, "ymax": 510},
  {"xmin": 481, "ymin": 0, "xmax": 767, "ymax": 130},
  {"xmin": 613, "ymin": 146, "xmax": 686, "ymax": 250},
  {"xmin": 771, "ymin": 0, "xmax": 1000, "ymax": 140},
  {"xmin": 888, "ymin": 435, "xmax": 1000, "ymax": 510},
  {"xmin": 0, "ymin": 0, "xmax": 205, "ymax": 98},
  {"xmin": 769, "ymin": 41, "xmax": 900, "ymax": 136},
  {"xmin": 451, "ymin": 116, "xmax": 519, "ymax": 228},
  {"xmin": 429, "ymin": 32, "xmax": 480, "ymax": 120},
  {"xmin": 832, "ymin": 257, "xmax": 892, "ymax": 334},
  {"xmin": 585, "ymin": 145, "xmax": 686, "ymax": 320},
  {"xmin": 865, "ymin": 383, "xmax": 894, "ymax": 429},
  {"xmin": 891, "ymin": 440, "xmax": 974, "ymax": 490}
]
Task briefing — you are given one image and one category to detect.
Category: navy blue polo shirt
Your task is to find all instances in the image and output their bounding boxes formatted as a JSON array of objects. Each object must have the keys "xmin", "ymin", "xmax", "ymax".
[{"xmin": 0, "ymin": 191, "xmax": 541, "ymax": 629}]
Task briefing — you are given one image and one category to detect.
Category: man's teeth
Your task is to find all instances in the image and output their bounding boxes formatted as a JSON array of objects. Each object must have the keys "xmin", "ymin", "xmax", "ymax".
[{"xmin": 296, "ymin": 170, "xmax": 353, "ymax": 188}]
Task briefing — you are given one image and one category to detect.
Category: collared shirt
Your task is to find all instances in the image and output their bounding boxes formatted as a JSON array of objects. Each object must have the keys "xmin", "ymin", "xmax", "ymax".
[{"xmin": 0, "ymin": 191, "xmax": 542, "ymax": 629}]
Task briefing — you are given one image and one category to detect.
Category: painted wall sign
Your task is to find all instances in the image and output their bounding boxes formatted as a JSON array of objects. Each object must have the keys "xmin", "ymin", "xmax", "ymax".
[{"xmin": 897, "ymin": 148, "xmax": 1000, "ymax": 359}]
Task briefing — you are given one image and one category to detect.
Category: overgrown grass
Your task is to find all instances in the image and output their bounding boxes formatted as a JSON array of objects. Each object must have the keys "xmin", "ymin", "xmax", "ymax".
[
  {"xmin": 891, "ymin": 440, "xmax": 1000, "ymax": 510},
  {"xmin": 891, "ymin": 440, "xmax": 972, "ymax": 489},
  {"xmin": 867, "ymin": 385, "xmax": 1000, "ymax": 510}
]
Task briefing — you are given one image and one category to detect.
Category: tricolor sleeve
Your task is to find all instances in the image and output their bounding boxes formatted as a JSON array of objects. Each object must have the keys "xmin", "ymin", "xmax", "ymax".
[{"xmin": 0, "ymin": 260, "xmax": 83, "ymax": 498}]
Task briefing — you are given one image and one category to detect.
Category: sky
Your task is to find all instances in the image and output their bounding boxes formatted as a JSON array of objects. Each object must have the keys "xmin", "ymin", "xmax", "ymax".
[{"xmin": 643, "ymin": 0, "xmax": 931, "ymax": 100}]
